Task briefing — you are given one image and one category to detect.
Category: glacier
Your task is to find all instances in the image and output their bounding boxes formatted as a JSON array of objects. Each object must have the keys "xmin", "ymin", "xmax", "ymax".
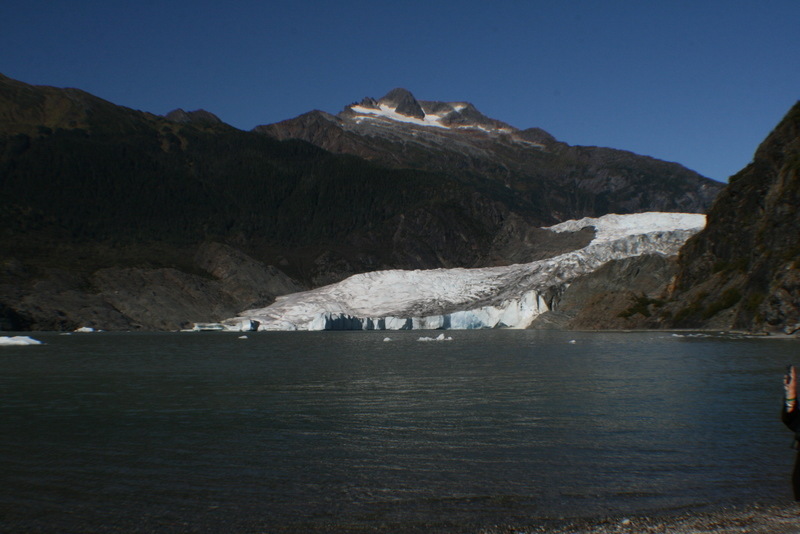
[{"xmin": 216, "ymin": 212, "xmax": 705, "ymax": 332}]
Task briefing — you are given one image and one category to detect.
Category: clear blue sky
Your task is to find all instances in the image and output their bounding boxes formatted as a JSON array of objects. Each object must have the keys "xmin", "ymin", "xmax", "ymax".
[{"xmin": 2, "ymin": 0, "xmax": 798, "ymax": 182}]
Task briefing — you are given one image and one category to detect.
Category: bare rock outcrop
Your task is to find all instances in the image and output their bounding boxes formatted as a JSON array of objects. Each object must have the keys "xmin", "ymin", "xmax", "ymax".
[
  {"xmin": 531, "ymin": 254, "xmax": 677, "ymax": 330},
  {"xmin": 0, "ymin": 244, "xmax": 303, "ymax": 331},
  {"xmin": 661, "ymin": 101, "xmax": 800, "ymax": 332}
]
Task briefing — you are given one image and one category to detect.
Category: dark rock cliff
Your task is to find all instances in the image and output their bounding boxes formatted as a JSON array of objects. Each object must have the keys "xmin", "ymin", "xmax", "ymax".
[
  {"xmin": 531, "ymin": 254, "xmax": 677, "ymax": 330},
  {"xmin": 660, "ymin": 101, "xmax": 800, "ymax": 332}
]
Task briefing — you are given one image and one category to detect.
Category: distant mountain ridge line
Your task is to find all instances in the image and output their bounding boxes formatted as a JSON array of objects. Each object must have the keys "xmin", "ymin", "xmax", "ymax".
[
  {"xmin": 255, "ymin": 87, "xmax": 722, "ymax": 224},
  {"xmin": 1, "ymin": 75, "xmax": 796, "ymax": 335},
  {"xmin": 0, "ymin": 74, "xmax": 727, "ymax": 331}
]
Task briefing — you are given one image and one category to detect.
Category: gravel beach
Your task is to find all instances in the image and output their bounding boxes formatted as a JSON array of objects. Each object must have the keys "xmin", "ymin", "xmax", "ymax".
[
  {"xmin": 478, "ymin": 503, "xmax": 800, "ymax": 534},
  {"xmin": 3, "ymin": 503, "xmax": 798, "ymax": 533},
  {"xmin": 258, "ymin": 502, "xmax": 800, "ymax": 533}
]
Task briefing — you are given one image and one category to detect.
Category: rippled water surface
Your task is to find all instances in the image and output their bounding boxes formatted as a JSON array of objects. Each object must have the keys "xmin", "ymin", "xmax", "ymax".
[{"xmin": 0, "ymin": 330, "xmax": 796, "ymax": 532}]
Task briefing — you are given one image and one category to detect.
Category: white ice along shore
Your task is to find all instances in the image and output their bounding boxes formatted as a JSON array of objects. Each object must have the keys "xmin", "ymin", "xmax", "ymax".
[{"xmin": 217, "ymin": 212, "xmax": 705, "ymax": 332}]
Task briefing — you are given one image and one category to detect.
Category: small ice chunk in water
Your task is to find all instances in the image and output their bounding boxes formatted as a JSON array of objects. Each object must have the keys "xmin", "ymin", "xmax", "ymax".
[
  {"xmin": 417, "ymin": 333, "xmax": 453, "ymax": 342},
  {"xmin": 0, "ymin": 336, "xmax": 42, "ymax": 346}
]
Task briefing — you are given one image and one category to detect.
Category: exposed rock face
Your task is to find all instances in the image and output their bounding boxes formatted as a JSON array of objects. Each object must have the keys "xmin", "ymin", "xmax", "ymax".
[
  {"xmin": 487, "ymin": 215, "xmax": 595, "ymax": 265},
  {"xmin": 92, "ymin": 267, "xmax": 239, "ymax": 331},
  {"xmin": 661, "ymin": 101, "xmax": 800, "ymax": 332},
  {"xmin": 532, "ymin": 254, "xmax": 677, "ymax": 329},
  {"xmin": 14, "ymin": 271, "xmax": 134, "ymax": 331},
  {"xmin": 379, "ymin": 88, "xmax": 425, "ymax": 119},
  {"xmin": 255, "ymin": 88, "xmax": 723, "ymax": 224},
  {"xmin": 0, "ymin": 243, "xmax": 303, "ymax": 331},
  {"xmin": 193, "ymin": 242, "xmax": 303, "ymax": 309}
]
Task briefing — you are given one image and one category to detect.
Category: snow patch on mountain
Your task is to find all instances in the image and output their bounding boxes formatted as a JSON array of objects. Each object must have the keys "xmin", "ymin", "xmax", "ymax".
[
  {"xmin": 215, "ymin": 212, "xmax": 705, "ymax": 332},
  {"xmin": 350, "ymin": 103, "xmax": 450, "ymax": 129},
  {"xmin": 346, "ymin": 89, "xmax": 515, "ymax": 134}
]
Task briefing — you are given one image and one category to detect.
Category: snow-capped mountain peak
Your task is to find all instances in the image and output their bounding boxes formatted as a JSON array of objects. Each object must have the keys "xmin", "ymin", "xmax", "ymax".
[
  {"xmin": 343, "ymin": 88, "xmax": 514, "ymax": 133},
  {"xmin": 377, "ymin": 87, "xmax": 425, "ymax": 119},
  {"xmin": 348, "ymin": 101, "xmax": 450, "ymax": 129}
]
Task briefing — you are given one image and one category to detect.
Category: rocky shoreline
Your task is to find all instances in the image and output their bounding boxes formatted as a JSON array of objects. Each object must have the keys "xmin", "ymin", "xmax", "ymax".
[
  {"xmin": 4, "ymin": 503, "xmax": 798, "ymax": 533},
  {"xmin": 478, "ymin": 503, "xmax": 800, "ymax": 534},
  {"xmin": 257, "ymin": 502, "xmax": 800, "ymax": 533}
]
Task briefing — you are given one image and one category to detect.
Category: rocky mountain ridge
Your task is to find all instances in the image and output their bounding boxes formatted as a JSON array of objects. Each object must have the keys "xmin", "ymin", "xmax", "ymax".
[
  {"xmin": 344, "ymin": 87, "xmax": 515, "ymax": 132},
  {"xmin": 164, "ymin": 108, "xmax": 223, "ymax": 125},
  {"xmin": 256, "ymin": 88, "xmax": 723, "ymax": 223}
]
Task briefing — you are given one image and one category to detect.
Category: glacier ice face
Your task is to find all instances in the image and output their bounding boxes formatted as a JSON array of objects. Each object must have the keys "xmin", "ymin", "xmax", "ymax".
[{"xmin": 217, "ymin": 212, "xmax": 705, "ymax": 332}]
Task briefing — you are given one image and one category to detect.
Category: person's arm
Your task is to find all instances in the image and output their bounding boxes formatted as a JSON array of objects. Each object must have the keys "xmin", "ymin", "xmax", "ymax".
[{"xmin": 783, "ymin": 365, "xmax": 799, "ymax": 428}]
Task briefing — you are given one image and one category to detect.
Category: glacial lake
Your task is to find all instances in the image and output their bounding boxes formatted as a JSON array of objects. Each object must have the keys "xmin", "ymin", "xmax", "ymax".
[{"xmin": 0, "ymin": 330, "xmax": 796, "ymax": 532}]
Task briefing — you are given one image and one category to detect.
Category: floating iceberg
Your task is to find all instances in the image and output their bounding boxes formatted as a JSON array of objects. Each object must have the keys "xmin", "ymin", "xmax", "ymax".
[
  {"xmin": 0, "ymin": 336, "xmax": 42, "ymax": 346},
  {"xmin": 191, "ymin": 320, "xmax": 260, "ymax": 332},
  {"xmin": 215, "ymin": 212, "xmax": 705, "ymax": 332},
  {"xmin": 418, "ymin": 333, "xmax": 453, "ymax": 342}
]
